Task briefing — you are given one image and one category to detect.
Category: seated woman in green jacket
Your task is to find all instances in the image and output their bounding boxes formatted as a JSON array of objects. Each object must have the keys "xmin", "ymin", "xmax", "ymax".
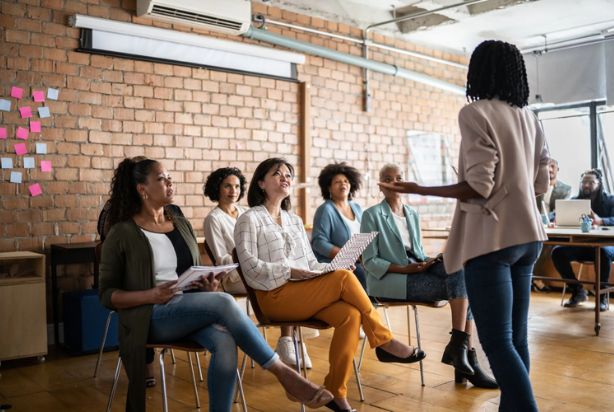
[
  {"xmin": 99, "ymin": 157, "xmax": 332, "ymax": 412},
  {"xmin": 361, "ymin": 164, "xmax": 497, "ymax": 389}
]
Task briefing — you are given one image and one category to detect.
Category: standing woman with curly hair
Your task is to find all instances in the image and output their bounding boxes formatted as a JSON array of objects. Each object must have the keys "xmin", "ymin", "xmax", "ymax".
[
  {"xmin": 99, "ymin": 158, "xmax": 333, "ymax": 412},
  {"xmin": 311, "ymin": 163, "xmax": 367, "ymax": 290},
  {"xmin": 380, "ymin": 41, "xmax": 549, "ymax": 411},
  {"xmin": 203, "ymin": 167, "xmax": 248, "ymax": 293}
]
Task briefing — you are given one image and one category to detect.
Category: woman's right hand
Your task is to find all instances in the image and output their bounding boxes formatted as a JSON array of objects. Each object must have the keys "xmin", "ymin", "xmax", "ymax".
[
  {"xmin": 290, "ymin": 268, "xmax": 315, "ymax": 280},
  {"xmin": 149, "ymin": 280, "xmax": 178, "ymax": 304}
]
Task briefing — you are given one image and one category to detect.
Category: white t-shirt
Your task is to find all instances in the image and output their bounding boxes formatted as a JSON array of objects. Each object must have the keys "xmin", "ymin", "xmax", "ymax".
[
  {"xmin": 340, "ymin": 212, "xmax": 361, "ymax": 236},
  {"xmin": 140, "ymin": 229, "xmax": 179, "ymax": 285},
  {"xmin": 392, "ymin": 212, "xmax": 412, "ymax": 250}
]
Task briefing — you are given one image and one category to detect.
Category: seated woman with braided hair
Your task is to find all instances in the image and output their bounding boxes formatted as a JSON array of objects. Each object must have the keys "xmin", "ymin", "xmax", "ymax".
[{"xmin": 99, "ymin": 157, "xmax": 333, "ymax": 412}]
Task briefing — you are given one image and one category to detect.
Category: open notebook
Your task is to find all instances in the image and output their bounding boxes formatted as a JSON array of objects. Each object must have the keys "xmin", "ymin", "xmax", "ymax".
[
  {"xmin": 293, "ymin": 232, "xmax": 378, "ymax": 279},
  {"xmin": 175, "ymin": 263, "xmax": 238, "ymax": 290}
]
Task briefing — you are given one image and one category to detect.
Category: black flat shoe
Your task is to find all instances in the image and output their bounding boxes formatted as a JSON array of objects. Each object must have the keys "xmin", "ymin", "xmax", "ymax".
[
  {"xmin": 324, "ymin": 400, "xmax": 356, "ymax": 412},
  {"xmin": 375, "ymin": 346, "xmax": 426, "ymax": 364}
]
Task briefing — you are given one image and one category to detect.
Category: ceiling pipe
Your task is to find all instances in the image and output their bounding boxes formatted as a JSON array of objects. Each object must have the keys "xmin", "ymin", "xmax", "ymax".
[{"xmin": 242, "ymin": 26, "xmax": 466, "ymax": 96}]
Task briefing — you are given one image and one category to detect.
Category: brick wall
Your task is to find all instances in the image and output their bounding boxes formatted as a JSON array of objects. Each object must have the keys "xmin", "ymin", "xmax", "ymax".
[{"xmin": 0, "ymin": 1, "xmax": 466, "ymax": 295}]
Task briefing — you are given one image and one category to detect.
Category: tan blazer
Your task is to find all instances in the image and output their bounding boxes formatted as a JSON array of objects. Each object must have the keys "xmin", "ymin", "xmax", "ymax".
[{"xmin": 444, "ymin": 99, "xmax": 550, "ymax": 273}]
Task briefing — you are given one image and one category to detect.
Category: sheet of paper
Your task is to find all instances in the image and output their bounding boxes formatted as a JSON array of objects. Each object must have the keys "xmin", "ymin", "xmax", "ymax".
[
  {"xmin": 10, "ymin": 171, "xmax": 22, "ymax": 184},
  {"xmin": 14, "ymin": 143, "xmax": 27, "ymax": 155},
  {"xmin": 35, "ymin": 142, "xmax": 47, "ymax": 154},
  {"xmin": 29, "ymin": 183, "xmax": 42, "ymax": 196},
  {"xmin": 23, "ymin": 157, "xmax": 35, "ymax": 169},
  {"xmin": 16, "ymin": 127, "xmax": 29, "ymax": 140},
  {"xmin": 1, "ymin": 158, "xmax": 13, "ymax": 169},
  {"xmin": 10, "ymin": 86, "xmax": 23, "ymax": 99},
  {"xmin": 30, "ymin": 121, "xmax": 41, "ymax": 133},
  {"xmin": 47, "ymin": 88, "xmax": 59, "ymax": 100},
  {"xmin": 175, "ymin": 263, "xmax": 239, "ymax": 291},
  {"xmin": 40, "ymin": 160, "xmax": 52, "ymax": 172},
  {"xmin": 38, "ymin": 106, "xmax": 51, "ymax": 118},
  {"xmin": 32, "ymin": 90, "xmax": 45, "ymax": 102}
]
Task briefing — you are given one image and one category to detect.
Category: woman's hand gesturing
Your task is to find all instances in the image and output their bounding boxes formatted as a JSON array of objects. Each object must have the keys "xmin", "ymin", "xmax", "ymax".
[{"xmin": 149, "ymin": 280, "xmax": 178, "ymax": 304}]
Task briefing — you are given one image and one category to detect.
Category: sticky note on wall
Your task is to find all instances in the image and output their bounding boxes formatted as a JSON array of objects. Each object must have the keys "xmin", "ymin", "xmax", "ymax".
[
  {"xmin": 10, "ymin": 86, "xmax": 23, "ymax": 99},
  {"xmin": 40, "ymin": 160, "xmax": 52, "ymax": 172},
  {"xmin": 29, "ymin": 183, "xmax": 42, "ymax": 197},
  {"xmin": 32, "ymin": 90, "xmax": 45, "ymax": 102}
]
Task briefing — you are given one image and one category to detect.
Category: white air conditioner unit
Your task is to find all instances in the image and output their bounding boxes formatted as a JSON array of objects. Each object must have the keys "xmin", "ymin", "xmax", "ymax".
[{"xmin": 137, "ymin": 0, "xmax": 251, "ymax": 35}]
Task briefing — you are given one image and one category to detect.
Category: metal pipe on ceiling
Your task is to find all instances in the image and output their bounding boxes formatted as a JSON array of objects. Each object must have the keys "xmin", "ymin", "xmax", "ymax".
[{"xmin": 242, "ymin": 26, "xmax": 465, "ymax": 95}]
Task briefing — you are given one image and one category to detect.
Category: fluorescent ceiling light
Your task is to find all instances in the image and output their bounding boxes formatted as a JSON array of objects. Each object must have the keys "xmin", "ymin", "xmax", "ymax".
[{"xmin": 69, "ymin": 14, "xmax": 305, "ymax": 79}]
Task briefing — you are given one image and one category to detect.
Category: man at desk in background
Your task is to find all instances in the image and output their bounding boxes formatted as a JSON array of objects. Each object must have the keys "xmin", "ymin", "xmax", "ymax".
[
  {"xmin": 551, "ymin": 169, "xmax": 614, "ymax": 311},
  {"xmin": 536, "ymin": 158, "xmax": 572, "ymax": 219}
]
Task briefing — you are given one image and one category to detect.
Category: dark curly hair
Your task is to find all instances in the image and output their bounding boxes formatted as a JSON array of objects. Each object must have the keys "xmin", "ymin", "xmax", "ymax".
[
  {"xmin": 247, "ymin": 158, "xmax": 294, "ymax": 211},
  {"xmin": 318, "ymin": 162, "xmax": 362, "ymax": 200},
  {"xmin": 203, "ymin": 167, "xmax": 247, "ymax": 202},
  {"xmin": 466, "ymin": 40, "xmax": 529, "ymax": 108},
  {"xmin": 107, "ymin": 157, "xmax": 162, "ymax": 227}
]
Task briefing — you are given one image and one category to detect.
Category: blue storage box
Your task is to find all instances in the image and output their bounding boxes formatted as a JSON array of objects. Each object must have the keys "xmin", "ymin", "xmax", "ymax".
[{"xmin": 62, "ymin": 289, "xmax": 118, "ymax": 354}]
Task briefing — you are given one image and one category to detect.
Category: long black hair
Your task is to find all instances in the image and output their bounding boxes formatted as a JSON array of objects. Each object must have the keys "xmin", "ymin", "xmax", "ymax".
[
  {"xmin": 107, "ymin": 157, "xmax": 159, "ymax": 227},
  {"xmin": 247, "ymin": 158, "xmax": 294, "ymax": 211},
  {"xmin": 466, "ymin": 40, "xmax": 529, "ymax": 108}
]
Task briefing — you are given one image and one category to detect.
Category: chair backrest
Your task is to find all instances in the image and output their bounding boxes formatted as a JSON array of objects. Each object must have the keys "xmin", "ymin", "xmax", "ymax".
[
  {"xmin": 231, "ymin": 248, "xmax": 271, "ymax": 324},
  {"xmin": 203, "ymin": 239, "xmax": 216, "ymax": 264}
]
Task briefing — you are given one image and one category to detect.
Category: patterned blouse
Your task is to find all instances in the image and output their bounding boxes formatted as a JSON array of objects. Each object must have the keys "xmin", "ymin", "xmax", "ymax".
[{"xmin": 234, "ymin": 205, "xmax": 327, "ymax": 291}]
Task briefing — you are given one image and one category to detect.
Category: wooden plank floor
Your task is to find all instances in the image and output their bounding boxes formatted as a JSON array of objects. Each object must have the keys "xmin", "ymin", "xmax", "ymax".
[{"xmin": 1, "ymin": 291, "xmax": 613, "ymax": 411}]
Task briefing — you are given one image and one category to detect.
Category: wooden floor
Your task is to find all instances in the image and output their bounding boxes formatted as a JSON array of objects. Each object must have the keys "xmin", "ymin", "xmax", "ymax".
[{"xmin": 1, "ymin": 291, "xmax": 613, "ymax": 411}]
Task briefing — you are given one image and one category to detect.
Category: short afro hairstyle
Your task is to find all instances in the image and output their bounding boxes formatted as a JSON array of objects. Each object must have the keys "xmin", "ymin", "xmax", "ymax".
[
  {"xmin": 318, "ymin": 162, "xmax": 362, "ymax": 200},
  {"xmin": 203, "ymin": 167, "xmax": 247, "ymax": 202},
  {"xmin": 466, "ymin": 40, "xmax": 529, "ymax": 108}
]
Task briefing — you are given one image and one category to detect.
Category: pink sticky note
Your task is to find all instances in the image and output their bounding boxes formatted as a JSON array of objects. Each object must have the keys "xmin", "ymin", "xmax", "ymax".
[
  {"xmin": 32, "ymin": 90, "xmax": 45, "ymax": 102},
  {"xmin": 29, "ymin": 183, "xmax": 43, "ymax": 197},
  {"xmin": 10, "ymin": 86, "xmax": 24, "ymax": 99},
  {"xmin": 0, "ymin": 127, "xmax": 6, "ymax": 140},
  {"xmin": 41, "ymin": 160, "xmax": 52, "ymax": 172},
  {"xmin": 14, "ymin": 143, "xmax": 27, "ymax": 155},
  {"xmin": 19, "ymin": 106, "xmax": 33, "ymax": 118},
  {"xmin": 30, "ymin": 121, "xmax": 41, "ymax": 133},
  {"xmin": 16, "ymin": 126, "xmax": 29, "ymax": 140}
]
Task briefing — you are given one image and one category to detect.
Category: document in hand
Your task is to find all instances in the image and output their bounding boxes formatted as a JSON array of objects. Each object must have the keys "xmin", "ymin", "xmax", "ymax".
[
  {"xmin": 175, "ymin": 263, "xmax": 238, "ymax": 290},
  {"xmin": 299, "ymin": 232, "xmax": 378, "ymax": 278}
]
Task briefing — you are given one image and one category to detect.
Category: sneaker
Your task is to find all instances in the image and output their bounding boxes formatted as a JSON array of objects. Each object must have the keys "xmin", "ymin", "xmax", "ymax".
[
  {"xmin": 276, "ymin": 337, "xmax": 313, "ymax": 369},
  {"xmin": 359, "ymin": 327, "xmax": 366, "ymax": 339},
  {"xmin": 563, "ymin": 289, "xmax": 588, "ymax": 307},
  {"xmin": 599, "ymin": 294, "xmax": 609, "ymax": 312}
]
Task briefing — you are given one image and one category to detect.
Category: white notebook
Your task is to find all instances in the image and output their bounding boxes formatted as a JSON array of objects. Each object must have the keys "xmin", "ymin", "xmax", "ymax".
[
  {"xmin": 293, "ymin": 232, "xmax": 378, "ymax": 279},
  {"xmin": 175, "ymin": 263, "xmax": 238, "ymax": 290}
]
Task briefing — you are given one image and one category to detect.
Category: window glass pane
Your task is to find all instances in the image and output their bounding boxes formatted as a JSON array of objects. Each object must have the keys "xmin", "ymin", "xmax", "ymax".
[
  {"xmin": 597, "ymin": 107, "xmax": 614, "ymax": 193},
  {"xmin": 538, "ymin": 108, "xmax": 591, "ymax": 195}
]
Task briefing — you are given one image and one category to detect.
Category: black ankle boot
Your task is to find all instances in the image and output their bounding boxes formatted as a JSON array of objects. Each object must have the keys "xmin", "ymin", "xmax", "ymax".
[
  {"xmin": 455, "ymin": 349, "xmax": 498, "ymax": 389},
  {"xmin": 441, "ymin": 329, "xmax": 473, "ymax": 375}
]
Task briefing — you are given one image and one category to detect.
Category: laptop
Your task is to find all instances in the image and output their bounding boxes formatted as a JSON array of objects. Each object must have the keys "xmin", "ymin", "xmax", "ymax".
[{"xmin": 555, "ymin": 199, "xmax": 591, "ymax": 227}]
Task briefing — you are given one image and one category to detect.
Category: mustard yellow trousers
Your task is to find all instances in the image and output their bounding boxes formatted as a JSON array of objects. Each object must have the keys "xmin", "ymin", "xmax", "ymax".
[{"xmin": 255, "ymin": 269, "xmax": 393, "ymax": 398}]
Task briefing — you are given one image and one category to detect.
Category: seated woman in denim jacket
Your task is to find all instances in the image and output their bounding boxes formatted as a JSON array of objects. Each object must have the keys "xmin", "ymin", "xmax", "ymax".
[
  {"xmin": 311, "ymin": 163, "xmax": 366, "ymax": 290},
  {"xmin": 361, "ymin": 164, "xmax": 496, "ymax": 389}
]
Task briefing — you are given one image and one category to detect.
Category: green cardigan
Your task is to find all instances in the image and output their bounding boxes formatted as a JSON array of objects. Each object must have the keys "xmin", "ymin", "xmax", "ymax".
[
  {"xmin": 360, "ymin": 200, "xmax": 426, "ymax": 300},
  {"xmin": 99, "ymin": 217, "xmax": 200, "ymax": 412}
]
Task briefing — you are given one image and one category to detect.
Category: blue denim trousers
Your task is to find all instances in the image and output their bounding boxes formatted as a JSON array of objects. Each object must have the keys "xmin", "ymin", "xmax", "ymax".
[
  {"xmin": 464, "ymin": 241, "xmax": 542, "ymax": 412},
  {"xmin": 149, "ymin": 292, "xmax": 278, "ymax": 412}
]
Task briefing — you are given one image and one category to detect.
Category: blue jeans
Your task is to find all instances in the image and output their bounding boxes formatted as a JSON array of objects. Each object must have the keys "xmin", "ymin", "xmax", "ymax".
[
  {"xmin": 149, "ymin": 292, "xmax": 278, "ymax": 412},
  {"xmin": 464, "ymin": 241, "xmax": 542, "ymax": 412},
  {"xmin": 551, "ymin": 246, "xmax": 614, "ymax": 291}
]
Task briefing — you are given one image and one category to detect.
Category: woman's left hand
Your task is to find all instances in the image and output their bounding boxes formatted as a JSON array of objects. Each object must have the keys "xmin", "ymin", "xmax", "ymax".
[{"xmin": 190, "ymin": 272, "xmax": 220, "ymax": 292}]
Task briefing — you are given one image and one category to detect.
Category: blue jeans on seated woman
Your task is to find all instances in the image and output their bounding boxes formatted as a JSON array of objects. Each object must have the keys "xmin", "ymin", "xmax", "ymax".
[
  {"xmin": 149, "ymin": 292, "xmax": 278, "ymax": 412},
  {"xmin": 464, "ymin": 241, "xmax": 542, "ymax": 412}
]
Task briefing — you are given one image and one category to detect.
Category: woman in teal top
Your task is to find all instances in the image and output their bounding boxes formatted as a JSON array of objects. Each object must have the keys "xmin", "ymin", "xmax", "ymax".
[
  {"xmin": 361, "ymin": 164, "xmax": 496, "ymax": 389},
  {"xmin": 311, "ymin": 163, "xmax": 366, "ymax": 289}
]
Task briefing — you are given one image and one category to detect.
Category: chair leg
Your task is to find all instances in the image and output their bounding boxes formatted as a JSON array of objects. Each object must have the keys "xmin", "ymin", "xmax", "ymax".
[
  {"xmin": 298, "ymin": 327, "xmax": 308, "ymax": 378},
  {"xmin": 170, "ymin": 348, "xmax": 176, "ymax": 364},
  {"xmin": 412, "ymin": 306, "xmax": 425, "ymax": 387},
  {"xmin": 106, "ymin": 355, "xmax": 122, "ymax": 412},
  {"xmin": 235, "ymin": 353, "xmax": 248, "ymax": 403},
  {"xmin": 352, "ymin": 358, "xmax": 365, "ymax": 402},
  {"xmin": 159, "ymin": 349, "xmax": 169, "ymax": 412},
  {"xmin": 561, "ymin": 263, "xmax": 584, "ymax": 306},
  {"xmin": 236, "ymin": 369, "xmax": 248, "ymax": 411},
  {"xmin": 357, "ymin": 336, "xmax": 368, "ymax": 372},
  {"xmin": 187, "ymin": 352, "xmax": 201, "ymax": 408},
  {"xmin": 195, "ymin": 352, "xmax": 204, "ymax": 382},
  {"xmin": 383, "ymin": 306, "xmax": 392, "ymax": 329},
  {"xmin": 291, "ymin": 329, "xmax": 306, "ymax": 412},
  {"xmin": 94, "ymin": 310, "xmax": 114, "ymax": 378}
]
